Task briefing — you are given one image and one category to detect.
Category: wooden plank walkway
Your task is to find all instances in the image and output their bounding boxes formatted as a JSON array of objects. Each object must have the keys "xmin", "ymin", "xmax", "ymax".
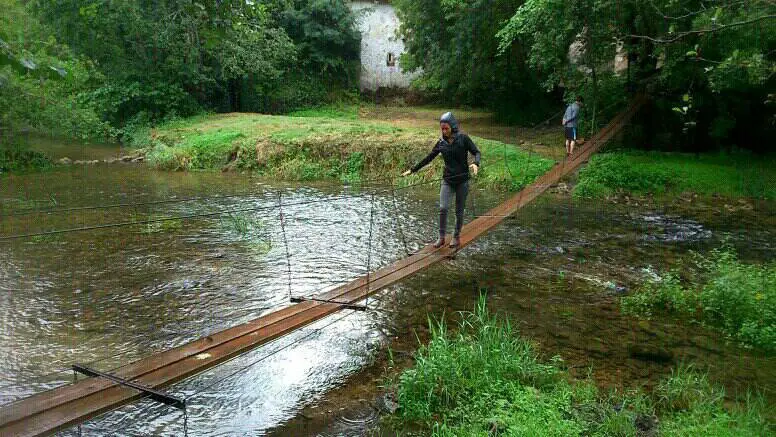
[{"xmin": 0, "ymin": 96, "xmax": 644, "ymax": 436}]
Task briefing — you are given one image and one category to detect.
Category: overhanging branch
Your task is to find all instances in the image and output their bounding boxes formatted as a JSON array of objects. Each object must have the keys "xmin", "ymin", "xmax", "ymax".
[{"xmin": 628, "ymin": 14, "xmax": 776, "ymax": 44}]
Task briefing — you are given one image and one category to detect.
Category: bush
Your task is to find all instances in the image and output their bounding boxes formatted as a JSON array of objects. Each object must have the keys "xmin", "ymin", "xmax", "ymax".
[{"xmin": 621, "ymin": 271, "xmax": 697, "ymax": 318}]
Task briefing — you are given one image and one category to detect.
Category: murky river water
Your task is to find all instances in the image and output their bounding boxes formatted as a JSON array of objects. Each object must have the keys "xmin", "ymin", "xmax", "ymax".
[{"xmin": 1, "ymin": 162, "xmax": 774, "ymax": 436}]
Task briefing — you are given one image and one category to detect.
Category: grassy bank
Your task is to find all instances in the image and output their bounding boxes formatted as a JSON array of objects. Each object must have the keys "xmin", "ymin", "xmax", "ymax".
[
  {"xmin": 622, "ymin": 247, "xmax": 776, "ymax": 352},
  {"xmin": 133, "ymin": 111, "xmax": 555, "ymax": 191},
  {"xmin": 574, "ymin": 151, "xmax": 776, "ymax": 200},
  {"xmin": 387, "ymin": 297, "xmax": 772, "ymax": 436}
]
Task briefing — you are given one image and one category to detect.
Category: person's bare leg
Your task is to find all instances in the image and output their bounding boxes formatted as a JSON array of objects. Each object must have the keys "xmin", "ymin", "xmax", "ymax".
[{"xmin": 569, "ymin": 139, "xmax": 576, "ymax": 155}]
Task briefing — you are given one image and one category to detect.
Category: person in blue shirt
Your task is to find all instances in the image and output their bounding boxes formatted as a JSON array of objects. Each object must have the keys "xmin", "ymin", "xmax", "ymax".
[
  {"xmin": 402, "ymin": 112, "xmax": 481, "ymax": 249},
  {"xmin": 562, "ymin": 96, "xmax": 583, "ymax": 156}
]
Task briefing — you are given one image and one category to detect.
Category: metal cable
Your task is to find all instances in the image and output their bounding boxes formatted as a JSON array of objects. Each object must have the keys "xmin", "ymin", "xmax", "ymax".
[
  {"xmin": 183, "ymin": 309, "xmax": 357, "ymax": 401},
  {"xmin": 365, "ymin": 192, "xmax": 376, "ymax": 308},
  {"xmin": 0, "ymin": 193, "xmax": 256, "ymax": 218},
  {"xmin": 0, "ymin": 193, "xmax": 369, "ymax": 242},
  {"xmin": 388, "ymin": 174, "xmax": 412, "ymax": 256},
  {"xmin": 278, "ymin": 192, "xmax": 293, "ymax": 301}
]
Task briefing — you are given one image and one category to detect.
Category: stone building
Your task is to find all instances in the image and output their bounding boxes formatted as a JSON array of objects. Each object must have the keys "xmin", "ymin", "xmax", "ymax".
[{"xmin": 349, "ymin": 2, "xmax": 420, "ymax": 91}]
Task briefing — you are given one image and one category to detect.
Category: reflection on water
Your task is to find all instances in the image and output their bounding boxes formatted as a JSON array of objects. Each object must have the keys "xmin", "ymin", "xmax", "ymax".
[{"xmin": 1, "ymin": 164, "xmax": 775, "ymax": 435}]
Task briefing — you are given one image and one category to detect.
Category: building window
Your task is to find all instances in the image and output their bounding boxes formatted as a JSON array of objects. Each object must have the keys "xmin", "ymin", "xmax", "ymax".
[{"xmin": 386, "ymin": 52, "xmax": 396, "ymax": 67}]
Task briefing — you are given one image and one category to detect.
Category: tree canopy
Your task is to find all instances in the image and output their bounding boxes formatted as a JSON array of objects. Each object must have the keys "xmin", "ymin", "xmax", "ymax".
[
  {"xmin": 1, "ymin": 0, "xmax": 361, "ymax": 140},
  {"xmin": 396, "ymin": 0, "xmax": 775, "ymax": 150}
]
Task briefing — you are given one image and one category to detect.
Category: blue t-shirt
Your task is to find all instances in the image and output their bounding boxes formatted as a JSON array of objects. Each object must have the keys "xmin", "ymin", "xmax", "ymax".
[{"xmin": 563, "ymin": 102, "xmax": 580, "ymax": 128}]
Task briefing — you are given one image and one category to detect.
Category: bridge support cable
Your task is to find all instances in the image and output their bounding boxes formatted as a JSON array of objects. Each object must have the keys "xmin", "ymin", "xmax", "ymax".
[
  {"xmin": 278, "ymin": 192, "xmax": 293, "ymax": 302},
  {"xmin": 365, "ymin": 192, "xmax": 376, "ymax": 308},
  {"xmin": 388, "ymin": 175, "xmax": 412, "ymax": 257}
]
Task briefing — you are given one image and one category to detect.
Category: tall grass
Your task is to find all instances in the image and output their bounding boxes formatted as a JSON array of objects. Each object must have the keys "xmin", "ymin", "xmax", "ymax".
[
  {"xmin": 622, "ymin": 247, "xmax": 776, "ymax": 351},
  {"xmin": 389, "ymin": 297, "xmax": 772, "ymax": 436}
]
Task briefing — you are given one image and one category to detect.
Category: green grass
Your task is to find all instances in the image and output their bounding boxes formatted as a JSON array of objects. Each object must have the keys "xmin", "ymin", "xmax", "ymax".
[
  {"xmin": 136, "ymin": 112, "xmax": 554, "ymax": 190},
  {"xmin": 287, "ymin": 104, "xmax": 360, "ymax": 119},
  {"xmin": 622, "ymin": 247, "xmax": 776, "ymax": 351},
  {"xmin": 387, "ymin": 297, "xmax": 773, "ymax": 436},
  {"xmin": 574, "ymin": 151, "xmax": 776, "ymax": 199},
  {"xmin": 146, "ymin": 129, "xmax": 244, "ymax": 170}
]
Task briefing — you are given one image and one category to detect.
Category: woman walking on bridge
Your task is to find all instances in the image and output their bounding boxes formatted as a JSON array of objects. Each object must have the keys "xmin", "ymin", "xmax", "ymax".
[{"xmin": 402, "ymin": 112, "xmax": 481, "ymax": 249}]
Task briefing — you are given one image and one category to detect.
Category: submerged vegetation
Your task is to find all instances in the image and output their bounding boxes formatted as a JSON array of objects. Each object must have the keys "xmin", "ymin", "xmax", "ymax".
[
  {"xmin": 388, "ymin": 297, "xmax": 773, "ymax": 436},
  {"xmin": 622, "ymin": 247, "xmax": 776, "ymax": 352}
]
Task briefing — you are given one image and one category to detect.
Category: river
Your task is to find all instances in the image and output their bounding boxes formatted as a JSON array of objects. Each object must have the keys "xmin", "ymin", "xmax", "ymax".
[{"xmin": 1, "ymin": 157, "xmax": 774, "ymax": 435}]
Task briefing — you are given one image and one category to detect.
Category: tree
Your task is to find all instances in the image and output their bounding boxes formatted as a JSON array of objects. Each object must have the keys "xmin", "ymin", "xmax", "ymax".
[
  {"xmin": 0, "ymin": 0, "xmax": 108, "ymax": 140},
  {"xmin": 30, "ymin": 0, "xmax": 297, "ymax": 124},
  {"xmin": 496, "ymin": 0, "xmax": 775, "ymax": 150},
  {"xmin": 393, "ymin": 0, "xmax": 555, "ymax": 121}
]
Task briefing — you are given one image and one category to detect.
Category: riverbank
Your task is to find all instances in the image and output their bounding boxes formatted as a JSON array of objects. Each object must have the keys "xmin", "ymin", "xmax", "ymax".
[
  {"xmin": 127, "ymin": 108, "xmax": 776, "ymax": 199},
  {"xmin": 129, "ymin": 108, "xmax": 555, "ymax": 191},
  {"xmin": 382, "ymin": 298, "xmax": 772, "ymax": 436},
  {"xmin": 7, "ymin": 107, "xmax": 776, "ymax": 202},
  {"xmin": 574, "ymin": 151, "xmax": 776, "ymax": 200}
]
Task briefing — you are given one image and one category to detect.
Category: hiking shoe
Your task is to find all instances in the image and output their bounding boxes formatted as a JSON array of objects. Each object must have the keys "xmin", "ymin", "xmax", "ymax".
[
  {"xmin": 449, "ymin": 236, "xmax": 460, "ymax": 249},
  {"xmin": 432, "ymin": 236, "xmax": 446, "ymax": 248}
]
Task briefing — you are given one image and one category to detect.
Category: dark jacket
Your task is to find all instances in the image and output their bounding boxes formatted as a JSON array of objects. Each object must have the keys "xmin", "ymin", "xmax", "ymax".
[{"xmin": 411, "ymin": 132, "xmax": 481, "ymax": 185}]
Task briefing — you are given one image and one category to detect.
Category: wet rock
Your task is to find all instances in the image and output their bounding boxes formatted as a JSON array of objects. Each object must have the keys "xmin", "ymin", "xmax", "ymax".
[
  {"xmin": 57, "ymin": 157, "xmax": 72, "ymax": 165},
  {"xmin": 132, "ymin": 156, "xmax": 144, "ymax": 163},
  {"xmin": 376, "ymin": 392, "xmax": 399, "ymax": 414},
  {"xmin": 628, "ymin": 344, "xmax": 674, "ymax": 363},
  {"xmin": 120, "ymin": 155, "xmax": 134, "ymax": 162}
]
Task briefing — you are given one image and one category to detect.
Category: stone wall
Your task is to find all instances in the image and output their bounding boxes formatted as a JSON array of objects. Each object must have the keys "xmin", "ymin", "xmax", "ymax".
[{"xmin": 350, "ymin": 2, "xmax": 420, "ymax": 91}]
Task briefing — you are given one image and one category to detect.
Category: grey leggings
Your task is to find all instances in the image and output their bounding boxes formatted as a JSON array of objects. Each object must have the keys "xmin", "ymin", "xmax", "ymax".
[{"xmin": 439, "ymin": 180, "xmax": 469, "ymax": 237}]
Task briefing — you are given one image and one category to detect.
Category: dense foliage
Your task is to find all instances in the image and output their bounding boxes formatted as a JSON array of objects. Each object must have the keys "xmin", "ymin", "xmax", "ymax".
[
  {"xmin": 0, "ymin": 0, "xmax": 110, "ymax": 141},
  {"xmin": 393, "ymin": 0, "xmax": 558, "ymax": 123},
  {"xmin": 396, "ymin": 0, "xmax": 775, "ymax": 151},
  {"xmin": 0, "ymin": 0, "xmax": 361, "ymax": 142}
]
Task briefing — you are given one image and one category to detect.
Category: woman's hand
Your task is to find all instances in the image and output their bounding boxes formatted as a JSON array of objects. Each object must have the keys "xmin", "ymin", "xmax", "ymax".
[
  {"xmin": 401, "ymin": 169, "xmax": 412, "ymax": 177},
  {"xmin": 469, "ymin": 163, "xmax": 479, "ymax": 176}
]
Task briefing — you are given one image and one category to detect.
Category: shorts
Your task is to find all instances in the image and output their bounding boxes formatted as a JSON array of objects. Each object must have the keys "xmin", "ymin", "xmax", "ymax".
[{"xmin": 564, "ymin": 127, "xmax": 577, "ymax": 140}]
